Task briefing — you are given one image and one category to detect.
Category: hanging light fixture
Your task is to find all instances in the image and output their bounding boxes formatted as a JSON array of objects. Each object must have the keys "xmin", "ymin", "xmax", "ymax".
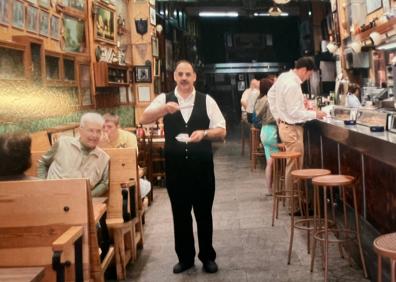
[
  {"xmin": 268, "ymin": 6, "xmax": 282, "ymax": 16},
  {"xmin": 273, "ymin": 0, "xmax": 290, "ymax": 4}
]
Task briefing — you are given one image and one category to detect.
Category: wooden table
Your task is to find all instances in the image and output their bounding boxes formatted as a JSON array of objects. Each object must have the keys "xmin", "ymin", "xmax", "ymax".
[{"xmin": 0, "ymin": 267, "xmax": 45, "ymax": 282}]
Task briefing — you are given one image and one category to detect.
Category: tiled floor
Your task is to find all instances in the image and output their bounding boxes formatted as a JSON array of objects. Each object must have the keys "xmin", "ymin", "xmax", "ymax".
[{"xmin": 124, "ymin": 138, "xmax": 370, "ymax": 282}]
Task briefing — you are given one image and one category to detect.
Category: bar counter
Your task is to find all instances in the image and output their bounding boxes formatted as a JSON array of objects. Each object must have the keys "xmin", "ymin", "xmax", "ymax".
[{"xmin": 305, "ymin": 119, "xmax": 396, "ymax": 279}]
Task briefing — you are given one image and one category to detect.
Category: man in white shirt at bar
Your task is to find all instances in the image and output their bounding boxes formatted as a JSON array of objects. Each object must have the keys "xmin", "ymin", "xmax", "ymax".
[
  {"xmin": 241, "ymin": 79, "xmax": 260, "ymax": 123},
  {"xmin": 268, "ymin": 57, "xmax": 326, "ymax": 208}
]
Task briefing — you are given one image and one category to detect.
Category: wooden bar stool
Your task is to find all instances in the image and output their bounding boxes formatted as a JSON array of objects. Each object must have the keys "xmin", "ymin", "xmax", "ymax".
[
  {"xmin": 271, "ymin": 151, "xmax": 301, "ymax": 227},
  {"xmin": 250, "ymin": 127, "xmax": 265, "ymax": 171},
  {"xmin": 288, "ymin": 168, "xmax": 331, "ymax": 264},
  {"xmin": 311, "ymin": 175, "xmax": 368, "ymax": 281},
  {"xmin": 373, "ymin": 232, "xmax": 396, "ymax": 282}
]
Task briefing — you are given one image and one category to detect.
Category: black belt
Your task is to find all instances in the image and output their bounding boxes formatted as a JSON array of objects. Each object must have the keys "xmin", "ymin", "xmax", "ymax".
[{"xmin": 278, "ymin": 120, "xmax": 304, "ymax": 126}]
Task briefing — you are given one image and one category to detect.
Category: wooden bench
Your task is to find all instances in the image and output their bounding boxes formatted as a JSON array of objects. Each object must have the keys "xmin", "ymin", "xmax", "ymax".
[
  {"xmin": 0, "ymin": 179, "xmax": 114, "ymax": 282},
  {"xmin": 103, "ymin": 148, "xmax": 145, "ymax": 280}
]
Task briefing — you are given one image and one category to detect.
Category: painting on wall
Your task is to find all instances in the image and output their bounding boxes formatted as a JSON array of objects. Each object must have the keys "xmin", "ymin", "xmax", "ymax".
[
  {"xmin": 152, "ymin": 36, "xmax": 159, "ymax": 57},
  {"xmin": 38, "ymin": 0, "xmax": 50, "ymax": 9},
  {"xmin": 95, "ymin": 4, "xmax": 115, "ymax": 43},
  {"xmin": 12, "ymin": 0, "xmax": 25, "ymax": 29},
  {"xmin": 63, "ymin": 15, "xmax": 85, "ymax": 52},
  {"xmin": 39, "ymin": 10, "xmax": 49, "ymax": 36},
  {"xmin": 26, "ymin": 5, "xmax": 38, "ymax": 33},
  {"xmin": 149, "ymin": 6, "xmax": 156, "ymax": 25},
  {"xmin": 50, "ymin": 15, "xmax": 60, "ymax": 40},
  {"xmin": 134, "ymin": 65, "xmax": 152, "ymax": 83},
  {"xmin": 0, "ymin": 0, "xmax": 9, "ymax": 26},
  {"xmin": 366, "ymin": 0, "xmax": 381, "ymax": 14}
]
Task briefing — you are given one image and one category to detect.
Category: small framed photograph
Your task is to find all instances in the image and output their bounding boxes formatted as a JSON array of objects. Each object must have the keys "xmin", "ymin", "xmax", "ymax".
[
  {"xmin": 12, "ymin": 0, "xmax": 25, "ymax": 29},
  {"xmin": 39, "ymin": 9, "xmax": 49, "ymax": 36},
  {"xmin": 63, "ymin": 15, "xmax": 86, "ymax": 52},
  {"xmin": 138, "ymin": 85, "xmax": 151, "ymax": 102},
  {"xmin": 50, "ymin": 14, "xmax": 60, "ymax": 40},
  {"xmin": 237, "ymin": 81, "xmax": 246, "ymax": 91},
  {"xmin": 149, "ymin": 6, "xmax": 156, "ymax": 25},
  {"xmin": 151, "ymin": 36, "xmax": 159, "ymax": 57},
  {"xmin": 94, "ymin": 3, "xmax": 115, "ymax": 44},
  {"xmin": 366, "ymin": 0, "xmax": 382, "ymax": 14},
  {"xmin": 0, "ymin": 0, "xmax": 10, "ymax": 26},
  {"xmin": 134, "ymin": 65, "xmax": 152, "ymax": 83},
  {"xmin": 38, "ymin": 0, "xmax": 50, "ymax": 8},
  {"xmin": 26, "ymin": 5, "xmax": 38, "ymax": 33}
]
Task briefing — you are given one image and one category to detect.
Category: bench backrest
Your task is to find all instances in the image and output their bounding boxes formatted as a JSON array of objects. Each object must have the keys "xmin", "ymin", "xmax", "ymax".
[
  {"xmin": 103, "ymin": 148, "xmax": 140, "ymax": 220},
  {"xmin": 30, "ymin": 131, "xmax": 51, "ymax": 151},
  {"xmin": 0, "ymin": 178, "xmax": 96, "ymax": 281}
]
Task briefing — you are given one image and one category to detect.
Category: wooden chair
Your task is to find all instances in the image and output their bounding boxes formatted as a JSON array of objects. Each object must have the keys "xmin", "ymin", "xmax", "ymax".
[
  {"xmin": 30, "ymin": 131, "xmax": 51, "ymax": 151},
  {"xmin": 250, "ymin": 127, "xmax": 265, "ymax": 171},
  {"xmin": 0, "ymin": 178, "xmax": 114, "ymax": 282},
  {"xmin": 103, "ymin": 148, "xmax": 145, "ymax": 280}
]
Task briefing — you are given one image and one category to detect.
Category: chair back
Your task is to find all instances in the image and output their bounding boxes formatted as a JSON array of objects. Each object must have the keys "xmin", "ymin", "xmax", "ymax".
[
  {"xmin": 103, "ymin": 148, "xmax": 140, "ymax": 221},
  {"xmin": 30, "ymin": 131, "xmax": 51, "ymax": 151},
  {"xmin": 0, "ymin": 178, "xmax": 94, "ymax": 281}
]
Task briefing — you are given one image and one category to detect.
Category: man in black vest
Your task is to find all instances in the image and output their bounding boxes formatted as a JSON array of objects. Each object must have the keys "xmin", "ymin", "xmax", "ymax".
[{"xmin": 140, "ymin": 60, "xmax": 226, "ymax": 274}]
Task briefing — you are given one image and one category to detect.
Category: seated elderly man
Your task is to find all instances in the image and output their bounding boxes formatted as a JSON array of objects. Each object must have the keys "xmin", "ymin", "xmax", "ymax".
[
  {"xmin": 38, "ymin": 112, "xmax": 110, "ymax": 197},
  {"xmin": 99, "ymin": 112, "xmax": 151, "ymax": 199}
]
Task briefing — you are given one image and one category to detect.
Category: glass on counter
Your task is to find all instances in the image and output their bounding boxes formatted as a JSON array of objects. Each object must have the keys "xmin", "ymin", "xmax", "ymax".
[
  {"xmin": 332, "ymin": 106, "xmax": 358, "ymax": 121},
  {"xmin": 356, "ymin": 109, "xmax": 388, "ymax": 127}
]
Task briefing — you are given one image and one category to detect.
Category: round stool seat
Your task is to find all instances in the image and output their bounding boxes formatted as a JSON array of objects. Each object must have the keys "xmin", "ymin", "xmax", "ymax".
[
  {"xmin": 312, "ymin": 174, "xmax": 354, "ymax": 186},
  {"xmin": 374, "ymin": 233, "xmax": 396, "ymax": 259},
  {"xmin": 271, "ymin": 151, "xmax": 301, "ymax": 159},
  {"xmin": 292, "ymin": 169, "xmax": 331, "ymax": 179}
]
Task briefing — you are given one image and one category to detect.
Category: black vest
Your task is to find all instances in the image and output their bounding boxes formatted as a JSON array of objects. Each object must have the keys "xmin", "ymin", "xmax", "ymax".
[{"xmin": 164, "ymin": 91, "xmax": 213, "ymax": 162}]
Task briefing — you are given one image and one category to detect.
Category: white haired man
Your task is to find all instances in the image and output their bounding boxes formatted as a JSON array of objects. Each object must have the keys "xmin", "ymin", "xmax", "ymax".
[{"xmin": 38, "ymin": 112, "xmax": 110, "ymax": 197}]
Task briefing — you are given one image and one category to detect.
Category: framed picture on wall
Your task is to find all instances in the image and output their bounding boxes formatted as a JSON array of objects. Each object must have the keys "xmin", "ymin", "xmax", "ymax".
[
  {"xmin": 138, "ymin": 86, "xmax": 151, "ymax": 102},
  {"xmin": 39, "ymin": 9, "xmax": 49, "ymax": 36},
  {"xmin": 366, "ymin": 0, "xmax": 381, "ymax": 14},
  {"xmin": 94, "ymin": 4, "xmax": 115, "ymax": 43},
  {"xmin": 63, "ymin": 15, "xmax": 86, "ymax": 52},
  {"xmin": 149, "ymin": 6, "xmax": 156, "ymax": 25},
  {"xmin": 26, "ymin": 5, "xmax": 38, "ymax": 33},
  {"xmin": 12, "ymin": 0, "xmax": 25, "ymax": 30},
  {"xmin": 151, "ymin": 36, "xmax": 159, "ymax": 57},
  {"xmin": 134, "ymin": 65, "xmax": 152, "ymax": 83},
  {"xmin": 0, "ymin": 0, "xmax": 10, "ymax": 26},
  {"xmin": 50, "ymin": 15, "xmax": 60, "ymax": 40}
]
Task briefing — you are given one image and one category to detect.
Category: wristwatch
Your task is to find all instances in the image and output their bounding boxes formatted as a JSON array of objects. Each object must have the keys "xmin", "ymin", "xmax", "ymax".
[{"xmin": 203, "ymin": 130, "xmax": 208, "ymax": 138}]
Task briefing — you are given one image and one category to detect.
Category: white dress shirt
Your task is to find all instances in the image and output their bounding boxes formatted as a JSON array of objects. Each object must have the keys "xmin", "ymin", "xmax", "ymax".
[
  {"xmin": 145, "ymin": 88, "xmax": 226, "ymax": 129},
  {"xmin": 268, "ymin": 70, "xmax": 316, "ymax": 124}
]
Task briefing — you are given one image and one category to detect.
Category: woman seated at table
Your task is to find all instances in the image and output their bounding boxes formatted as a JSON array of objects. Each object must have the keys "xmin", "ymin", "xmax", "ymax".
[{"xmin": 0, "ymin": 132, "xmax": 36, "ymax": 181}]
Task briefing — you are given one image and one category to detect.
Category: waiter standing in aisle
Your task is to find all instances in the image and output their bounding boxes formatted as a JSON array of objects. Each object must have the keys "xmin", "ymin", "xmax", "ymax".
[
  {"xmin": 140, "ymin": 60, "xmax": 226, "ymax": 274},
  {"xmin": 268, "ymin": 57, "xmax": 326, "ymax": 209}
]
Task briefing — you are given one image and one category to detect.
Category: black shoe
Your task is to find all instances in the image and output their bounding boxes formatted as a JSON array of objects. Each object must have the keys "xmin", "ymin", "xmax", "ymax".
[
  {"xmin": 203, "ymin": 260, "xmax": 218, "ymax": 273},
  {"xmin": 173, "ymin": 262, "xmax": 194, "ymax": 274}
]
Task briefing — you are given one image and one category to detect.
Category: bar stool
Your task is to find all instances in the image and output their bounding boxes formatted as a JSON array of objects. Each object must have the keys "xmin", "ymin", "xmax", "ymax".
[
  {"xmin": 373, "ymin": 232, "xmax": 396, "ymax": 282},
  {"xmin": 311, "ymin": 174, "xmax": 368, "ymax": 281},
  {"xmin": 250, "ymin": 127, "xmax": 265, "ymax": 171},
  {"xmin": 271, "ymin": 151, "xmax": 301, "ymax": 226},
  {"xmin": 288, "ymin": 168, "xmax": 331, "ymax": 264}
]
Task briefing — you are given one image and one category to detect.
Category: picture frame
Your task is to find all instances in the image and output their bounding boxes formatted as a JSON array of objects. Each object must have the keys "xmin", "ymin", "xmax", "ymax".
[
  {"xmin": 151, "ymin": 36, "xmax": 159, "ymax": 57},
  {"xmin": 39, "ymin": 9, "xmax": 49, "ymax": 36},
  {"xmin": 69, "ymin": 0, "xmax": 85, "ymax": 11},
  {"xmin": 134, "ymin": 65, "xmax": 152, "ymax": 83},
  {"xmin": 137, "ymin": 85, "xmax": 151, "ymax": 102},
  {"xmin": 50, "ymin": 14, "xmax": 60, "ymax": 40},
  {"xmin": 63, "ymin": 15, "xmax": 86, "ymax": 52},
  {"xmin": 94, "ymin": 3, "xmax": 115, "ymax": 44},
  {"xmin": 0, "ymin": 0, "xmax": 10, "ymax": 26},
  {"xmin": 330, "ymin": 0, "xmax": 337, "ymax": 12},
  {"xmin": 27, "ymin": 0, "xmax": 38, "ymax": 4},
  {"xmin": 149, "ymin": 6, "xmax": 156, "ymax": 26},
  {"xmin": 38, "ymin": 0, "xmax": 50, "ymax": 9},
  {"xmin": 12, "ymin": 0, "xmax": 24, "ymax": 30},
  {"xmin": 366, "ymin": 0, "xmax": 382, "ymax": 14},
  {"xmin": 154, "ymin": 58, "xmax": 160, "ymax": 76},
  {"xmin": 26, "ymin": 5, "xmax": 38, "ymax": 33},
  {"xmin": 237, "ymin": 81, "xmax": 246, "ymax": 91}
]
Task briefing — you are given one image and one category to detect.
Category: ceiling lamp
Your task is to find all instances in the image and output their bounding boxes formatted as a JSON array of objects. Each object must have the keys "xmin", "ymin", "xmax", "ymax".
[
  {"xmin": 274, "ymin": 0, "xmax": 290, "ymax": 4},
  {"xmin": 269, "ymin": 6, "xmax": 282, "ymax": 16}
]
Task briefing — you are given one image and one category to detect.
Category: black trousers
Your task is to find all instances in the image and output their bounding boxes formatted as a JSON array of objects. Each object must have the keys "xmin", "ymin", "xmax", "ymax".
[{"xmin": 166, "ymin": 158, "xmax": 216, "ymax": 264}]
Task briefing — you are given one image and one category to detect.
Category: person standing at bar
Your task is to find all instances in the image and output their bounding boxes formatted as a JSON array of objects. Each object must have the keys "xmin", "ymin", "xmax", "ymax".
[
  {"xmin": 139, "ymin": 60, "xmax": 226, "ymax": 274},
  {"xmin": 268, "ymin": 57, "xmax": 326, "ymax": 205}
]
